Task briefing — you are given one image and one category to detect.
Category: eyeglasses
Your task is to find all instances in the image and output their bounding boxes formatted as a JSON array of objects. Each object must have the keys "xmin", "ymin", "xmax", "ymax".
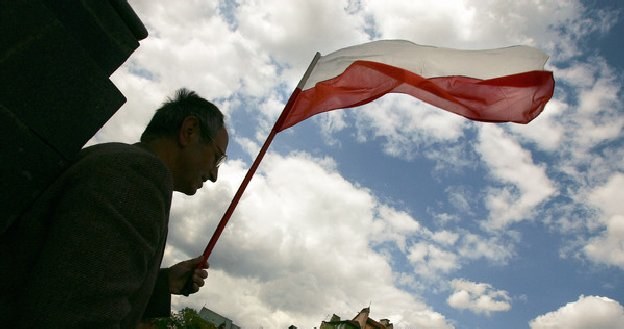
[
  {"xmin": 207, "ymin": 135, "xmax": 227, "ymax": 168},
  {"xmin": 215, "ymin": 150, "xmax": 227, "ymax": 168}
]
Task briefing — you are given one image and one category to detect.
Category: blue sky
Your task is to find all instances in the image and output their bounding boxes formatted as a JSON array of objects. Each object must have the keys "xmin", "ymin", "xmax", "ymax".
[{"xmin": 92, "ymin": 1, "xmax": 623, "ymax": 328}]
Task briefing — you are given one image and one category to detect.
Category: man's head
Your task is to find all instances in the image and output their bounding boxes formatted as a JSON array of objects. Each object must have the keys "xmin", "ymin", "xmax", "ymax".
[{"xmin": 141, "ymin": 88, "xmax": 229, "ymax": 195}]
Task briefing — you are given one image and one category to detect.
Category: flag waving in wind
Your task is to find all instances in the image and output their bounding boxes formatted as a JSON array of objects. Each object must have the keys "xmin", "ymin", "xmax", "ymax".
[
  {"xmin": 276, "ymin": 39, "xmax": 555, "ymax": 132},
  {"xmin": 184, "ymin": 40, "xmax": 555, "ymax": 294}
]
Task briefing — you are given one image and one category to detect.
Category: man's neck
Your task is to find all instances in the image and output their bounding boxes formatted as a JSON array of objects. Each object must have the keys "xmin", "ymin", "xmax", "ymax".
[{"xmin": 137, "ymin": 139, "xmax": 178, "ymax": 173}]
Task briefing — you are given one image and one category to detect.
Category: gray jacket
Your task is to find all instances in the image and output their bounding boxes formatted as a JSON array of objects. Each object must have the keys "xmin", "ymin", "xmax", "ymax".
[{"xmin": 0, "ymin": 142, "xmax": 173, "ymax": 328}]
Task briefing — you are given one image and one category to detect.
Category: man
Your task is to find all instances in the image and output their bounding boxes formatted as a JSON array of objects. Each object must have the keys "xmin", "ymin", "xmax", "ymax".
[{"xmin": 0, "ymin": 88, "xmax": 228, "ymax": 328}]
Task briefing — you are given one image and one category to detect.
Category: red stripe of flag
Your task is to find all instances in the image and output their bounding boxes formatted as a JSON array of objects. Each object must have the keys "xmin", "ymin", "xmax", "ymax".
[{"xmin": 276, "ymin": 60, "xmax": 554, "ymax": 132}]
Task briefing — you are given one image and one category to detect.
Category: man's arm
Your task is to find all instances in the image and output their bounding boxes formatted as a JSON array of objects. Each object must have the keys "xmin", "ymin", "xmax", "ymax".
[
  {"xmin": 143, "ymin": 257, "xmax": 209, "ymax": 318},
  {"xmin": 143, "ymin": 269, "xmax": 172, "ymax": 318}
]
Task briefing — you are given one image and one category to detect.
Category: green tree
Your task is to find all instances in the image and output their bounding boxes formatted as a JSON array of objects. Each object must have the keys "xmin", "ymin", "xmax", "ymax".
[{"xmin": 147, "ymin": 308, "xmax": 217, "ymax": 329}]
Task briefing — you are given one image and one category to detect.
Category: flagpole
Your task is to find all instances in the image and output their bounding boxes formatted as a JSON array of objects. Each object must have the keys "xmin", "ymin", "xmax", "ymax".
[{"xmin": 181, "ymin": 52, "xmax": 321, "ymax": 296}]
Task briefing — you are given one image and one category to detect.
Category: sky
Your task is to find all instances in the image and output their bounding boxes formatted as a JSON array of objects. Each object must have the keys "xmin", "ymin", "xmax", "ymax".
[{"xmin": 91, "ymin": 1, "xmax": 623, "ymax": 328}]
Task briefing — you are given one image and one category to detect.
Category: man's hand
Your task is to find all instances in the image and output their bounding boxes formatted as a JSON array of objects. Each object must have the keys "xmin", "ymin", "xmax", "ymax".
[{"xmin": 168, "ymin": 256, "xmax": 209, "ymax": 295}]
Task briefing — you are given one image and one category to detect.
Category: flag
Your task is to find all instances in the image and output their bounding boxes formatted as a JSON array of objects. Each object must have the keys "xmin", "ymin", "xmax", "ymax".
[
  {"xmin": 188, "ymin": 40, "xmax": 555, "ymax": 286},
  {"xmin": 275, "ymin": 40, "xmax": 555, "ymax": 132}
]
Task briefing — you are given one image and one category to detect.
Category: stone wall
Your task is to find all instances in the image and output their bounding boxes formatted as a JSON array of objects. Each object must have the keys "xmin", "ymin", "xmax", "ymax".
[{"xmin": 1, "ymin": 0, "xmax": 147, "ymax": 231}]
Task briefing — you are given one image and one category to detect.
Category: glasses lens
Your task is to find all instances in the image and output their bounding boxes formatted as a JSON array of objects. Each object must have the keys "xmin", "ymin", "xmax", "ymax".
[
  {"xmin": 216, "ymin": 154, "xmax": 227, "ymax": 167},
  {"xmin": 208, "ymin": 135, "xmax": 227, "ymax": 167}
]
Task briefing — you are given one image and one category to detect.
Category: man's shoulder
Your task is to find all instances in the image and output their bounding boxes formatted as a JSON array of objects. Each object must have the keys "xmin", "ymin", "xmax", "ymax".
[
  {"xmin": 78, "ymin": 142, "xmax": 159, "ymax": 166},
  {"xmin": 73, "ymin": 142, "xmax": 171, "ymax": 183},
  {"xmin": 80, "ymin": 142, "xmax": 148, "ymax": 158}
]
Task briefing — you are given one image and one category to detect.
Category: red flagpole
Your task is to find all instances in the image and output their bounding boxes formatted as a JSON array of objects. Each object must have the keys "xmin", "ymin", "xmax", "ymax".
[{"xmin": 182, "ymin": 52, "xmax": 321, "ymax": 296}]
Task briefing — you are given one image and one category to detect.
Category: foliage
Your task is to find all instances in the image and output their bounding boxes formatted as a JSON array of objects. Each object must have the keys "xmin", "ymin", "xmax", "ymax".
[{"xmin": 144, "ymin": 308, "xmax": 217, "ymax": 329}]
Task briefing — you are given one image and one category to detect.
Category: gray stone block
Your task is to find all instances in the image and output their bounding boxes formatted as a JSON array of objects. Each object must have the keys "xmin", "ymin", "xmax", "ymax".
[
  {"xmin": 0, "ymin": 16, "xmax": 126, "ymax": 158},
  {"xmin": 41, "ymin": 0, "xmax": 146, "ymax": 75},
  {"xmin": 0, "ymin": 0, "xmax": 147, "ymax": 226}
]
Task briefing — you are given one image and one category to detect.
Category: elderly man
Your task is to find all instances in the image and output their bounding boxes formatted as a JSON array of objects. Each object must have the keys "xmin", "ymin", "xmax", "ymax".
[{"xmin": 0, "ymin": 88, "xmax": 228, "ymax": 328}]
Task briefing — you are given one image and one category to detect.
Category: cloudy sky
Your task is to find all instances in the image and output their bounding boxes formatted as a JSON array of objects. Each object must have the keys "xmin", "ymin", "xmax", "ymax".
[{"xmin": 91, "ymin": 0, "xmax": 623, "ymax": 328}]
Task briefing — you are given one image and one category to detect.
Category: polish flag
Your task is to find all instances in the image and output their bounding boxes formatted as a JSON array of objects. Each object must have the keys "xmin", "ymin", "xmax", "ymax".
[
  {"xmin": 193, "ymin": 40, "xmax": 555, "ymax": 269},
  {"xmin": 275, "ymin": 40, "xmax": 555, "ymax": 132}
]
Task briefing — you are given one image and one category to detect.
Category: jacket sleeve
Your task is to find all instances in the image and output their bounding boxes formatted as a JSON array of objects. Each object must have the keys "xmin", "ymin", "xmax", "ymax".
[
  {"xmin": 16, "ymin": 148, "xmax": 172, "ymax": 328},
  {"xmin": 143, "ymin": 268, "xmax": 172, "ymax": 318}
]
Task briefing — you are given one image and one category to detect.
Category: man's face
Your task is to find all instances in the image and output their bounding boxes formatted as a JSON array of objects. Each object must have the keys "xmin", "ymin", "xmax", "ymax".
[{"xmin": 176, "ymin": 127, "xmax": 229, "ymax": 195}]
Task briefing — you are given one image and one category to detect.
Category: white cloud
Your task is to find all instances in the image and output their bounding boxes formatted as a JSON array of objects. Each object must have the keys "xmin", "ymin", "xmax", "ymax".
[
  {"xmin": 538, "ymin": 54, "xmax": 623, "ymax": 251},
  {"xmin": 583, "ymin": 214, "xmax": 624, "ymax": 269},
  {"xmin": 162, "ymin": 152, "xmax": 454, "ymax": 329},
  {"xmin": 477, "ymin": 125, "xmax": 557, "ymax": 231},
  {"xmin": 363, "ymin": 0, "xmax": 593, "ymax": 56},
  {"xmin": 530, "ymin": 295, "xmax": 624, "ymax": 329},
  {"xmin": 457, "ymin": 233, "xmax": 514, "ymax": 264},
  {"xmin": 231, "ymin": 0, "xmax": 370, "ymax": 95},
  {"xmin": 445, "ymin": 185, "xmax": 475, "ymax": 215},
  {"xmin": 583, "ymin": 173, "xmax": 624, "ymax": 269},
  {"xmin": 447, "ymin": 279, "xmax": 511, "ymax": 315},
  {"xmin": 408, "ymin": 242, "xmax": 460, "ymax": 279},
  {"xmin": 550, "ymin": 57, "xmax": 623, "ymax": 178},
  {"xmin": 509, "ymin": 98, "xmax": 567, "ymax": 151},
  {"xmin": 317, "ymin": 111, "xmax": 349, "ymax": 146},
  {"xmin": 431, "ymin": 230, "xmax": 460, "ymax": 247},
  {"xmin": 362, "ymin": 0, "xmax": 478, "ymax": 47},
  {"xmin": 588, "ymin": 173, "xmax": 624, "ymax": 221},
  {"xmin": 354, "ymin": 94, "xmax": 466, "ymax": 161},
  {"xmin": 371, "ymin": 205, "xmax": 422, "ymax": 252},
  {"xmin": 125, "ymin": 0, "xmax": 260, "ymax": 98},
  {"xmin": 565, "ymin": 59, "xmax": 623, "ymax": 154}
]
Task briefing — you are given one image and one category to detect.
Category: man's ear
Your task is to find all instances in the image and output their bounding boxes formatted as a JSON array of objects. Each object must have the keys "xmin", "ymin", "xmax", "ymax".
[{"xmin": 178, "ymin": 116, "xmax": 201, "ymax": 147}]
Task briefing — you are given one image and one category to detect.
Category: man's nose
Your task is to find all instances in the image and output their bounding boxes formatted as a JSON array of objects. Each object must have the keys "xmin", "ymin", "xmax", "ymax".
[{"xmin": 208, "ymin": 167, "xmax": 218, "ymax": 182}]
